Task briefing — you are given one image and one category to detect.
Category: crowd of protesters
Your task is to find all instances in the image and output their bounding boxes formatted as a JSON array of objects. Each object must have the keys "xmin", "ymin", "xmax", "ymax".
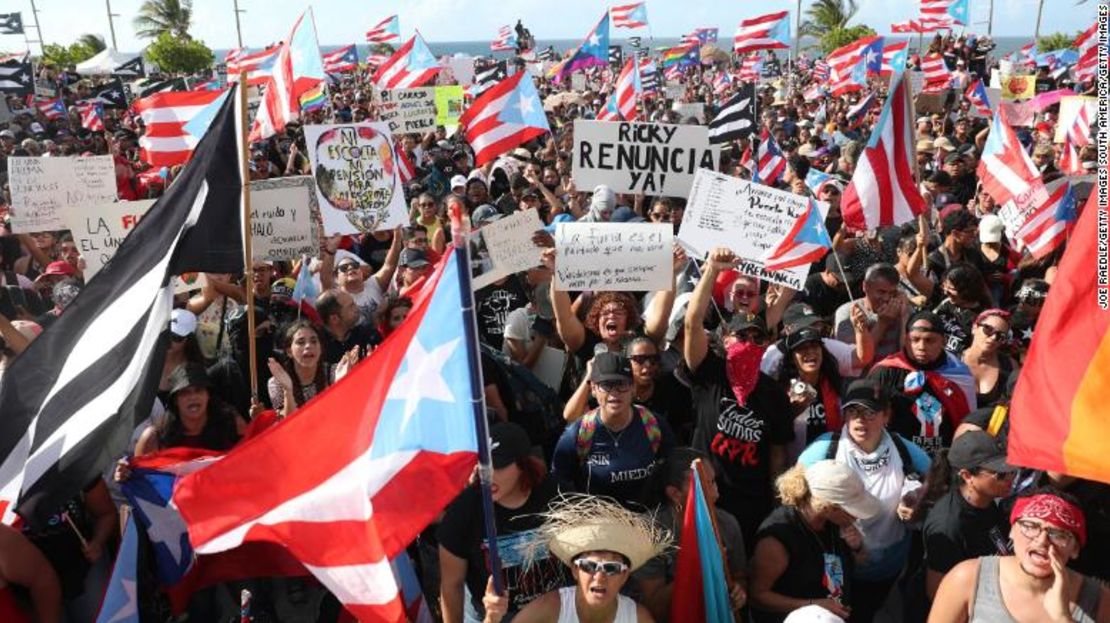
[{"xmin": 0, "ymin": 27, "xmax": 1106, "ymax": 623}]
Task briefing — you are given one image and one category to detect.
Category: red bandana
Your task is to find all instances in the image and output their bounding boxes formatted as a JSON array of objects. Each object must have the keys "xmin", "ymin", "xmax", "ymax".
[{"xmin": 1010, "ymin": 494, "xmax": 1087, "ymax": 546}]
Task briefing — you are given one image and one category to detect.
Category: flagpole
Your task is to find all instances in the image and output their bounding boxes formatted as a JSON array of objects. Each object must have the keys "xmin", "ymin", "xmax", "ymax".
[
  {"xmin": 447, "ymin": 202, "xmax": 504, "ymax": 594},
  {"xmin": 238, "ymin": 72, "xmax": 259, "ymax": 402}
]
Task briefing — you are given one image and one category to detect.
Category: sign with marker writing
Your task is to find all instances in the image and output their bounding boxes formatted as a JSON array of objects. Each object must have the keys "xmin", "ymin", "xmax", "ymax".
[
  {"xmin": 678, "ymin": 168, "xmax": 829, "ymax": 289},
  {"xmin": 554, "ymin": 222, "xmax": 672, "ymax": 292},
  {"xmin": 60, "ymin": 199, "xmax": 155, "ymax": 279},
  {"xmin": 375, "ymin": 88, "xmax": 438, "ymax": 134},
  {"xmin": 435, "ymin": 85, "xmax": 465, "ymax": 132},
  {"xmin": 572, "ymin": 120, "xmax": 717, "ymax": 198},
  {"xmin": 9, "ymin": 156, "xmax": 117, "ymax": 232},
  {"xmin": 248, "ymin": 176, "xmax": 320, "ymax": 261},
  {"xmin": 471, "ymin": 209, "xmax": 544, "ymax": 290}
]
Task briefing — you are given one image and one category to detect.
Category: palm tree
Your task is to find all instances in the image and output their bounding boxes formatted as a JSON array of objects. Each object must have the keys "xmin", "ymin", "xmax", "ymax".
[
  {"xmin": 77, "ymin": 34, "xmax": 106, "ymax": 53},
  {"xmin": 133, "ymin": 0, "xmax": 192, "ymax": 40},
  {"xmin": 799, "ymin": 0, "xmax": 859, "ymax": 39}
]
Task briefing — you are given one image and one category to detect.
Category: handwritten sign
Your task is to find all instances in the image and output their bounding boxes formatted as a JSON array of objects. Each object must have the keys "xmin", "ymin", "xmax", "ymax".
[
  {"xmin": 249, "ymin": 176, "xmax": 320, "ymax": 261},
  {"xmin": 678, "ymin": 168, "xmax": 829, "ymax": 289},
  {"xmin": 9, "ymin": 156, "xmax": 117, "ymax": 232},
  {"xmin": 672, "ymin": 102, "xmax": 705, "ymax": 123},
  {"xmin": 435, "ymin": 85, "xmax": 465, "ymax": 132},
  {"xmin": 571, "ymin": 73, "xmax": 587, "ymax": 92},
  {"xmin": 664, "ymin": 82, "xmax": 684, "ymax": 100},
  {"xmin": 472, "ymin": 209, "xmax": 544, "ymax": 290},
  {"xmin": 376, "ymin": 88, "xmax": 438, "ymax": 134},
  {"xmin": 303, "ymin": 122, "xmax": 409, "ymax": 235},
  {"xmin": 60, "ymin": 199, "xmax": 155, "ymax": 279},
  {"xmin": 572, "ymin": 120, "xmax": 717, "ymax": 198},
  {"xmin": 554, "ymin": 222, "xmax": 672, "ymax": 292}
]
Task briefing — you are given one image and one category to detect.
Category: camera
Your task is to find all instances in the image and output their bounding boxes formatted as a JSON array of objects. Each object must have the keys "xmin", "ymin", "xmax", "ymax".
[{"xmin": 789, "ymin": 378, "xmax": 817, "ymax": 401}]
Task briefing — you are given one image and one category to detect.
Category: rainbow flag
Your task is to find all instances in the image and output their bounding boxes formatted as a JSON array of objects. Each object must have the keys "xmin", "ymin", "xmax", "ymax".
[
  {"xmin": 661, "ymin": 43, "xmax": 699, "ymax": 68},
  {"xmin": 299, "ymin": 84, "xmax": 327, "ymax": 112},
  {"xmin": 670, "ymin": 462, "xmax": 733, "ymax": 623},
  {"xmin": 1010, "ymin": 189, "xmax": 1110, "ymax": 484}
]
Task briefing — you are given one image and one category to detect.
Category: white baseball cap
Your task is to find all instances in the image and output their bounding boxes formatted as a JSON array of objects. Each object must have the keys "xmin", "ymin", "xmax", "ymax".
[
  {"xmin": 450, "ymin": 175, "xmax": 467, "ymax": 190},
  {"xmin": 804, "ymin": 460, "xmax": 881, "ymax": 520},
  {"xmin": 979, "ymin": 214, "xmax": 1005, "ymax": 244},
  {"xmin": 170, "ymin": 308, "xmax": 197, "ymax": 337},
  {"xmin": 784, "ymin": 604, "xmax": 846, "ymax": 623}
]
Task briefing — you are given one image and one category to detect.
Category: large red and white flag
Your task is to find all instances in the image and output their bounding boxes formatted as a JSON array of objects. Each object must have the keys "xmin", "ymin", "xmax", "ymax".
[
  {"xmin": 132, "ymin": 90, "xmax": 226, "ymax": 166},
  {"xmin": 227, "ymin": 47, "xmax": 279, "ymax": 85},
  {"xmin": 733, "ymin": 11, "xmax": 790, "ymax": 54},
  {"xmin": 612, "ymin": 57, "xmax": 642, "ymax": 120},
  {"xmin": 371, "ymin": 33, "xmax": 441, "ymax": 89},
  {"xmin": 978, "ymin": 107, "xmax": 1047, "ymax": 213},
  {"xmin": 891, "ymin": 20, "xmax": 921, "ymax": 33},
  {"xmin": 365, "ymin": 15, "xmax": 400, "ymax": 44},
  {"xmin": 921, "ymin": 53, "xmax": 951, "ymax": 88},
  {"xmin": 825, "ymin": 35, "xmax": 882, "ymax": 96},
  {"xmin": 841, "ymin": 73, "xmax": 926, "ymax": 231},
  {"xmin": 1015, "ymin": 182, "xmax": 1077, "ymax": 259},
  {"xmin": 75, "ymin": 101, "xmax": 105, "ymax": 131},
  {"xmin": 460, "ymin": 71, "xmax": 551, "ymax": 166},
  {"xmin": 610, "ymin": 2, "xmax": 649, "ymax": 29},
  {"xmin": 250, "ymin": 10, "xmax": 326, "ymax": 141}
]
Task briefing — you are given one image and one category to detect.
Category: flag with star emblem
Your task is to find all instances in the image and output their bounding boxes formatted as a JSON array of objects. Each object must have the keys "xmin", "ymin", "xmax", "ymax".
[
  {"xmin": 113, "ymin": 56, "xmax": 146, "ymax": 78},
  {"xmin": 95, "ymin": 514, "xmax": 140, "ymax": 623},
  {"xmin": 0, "ymin": 53, "xmax": 32, "ymax": 95},
  {"xmin": 554, "ymin": 12, "xmax": 610, "ymax": 81},
  {"xmin": 372, "ymin": 31, "xmax": 441, "ymax": 90},
  {"xmin": 250, "ymin": 8, "xmax": 326, "ymax": 141},
  {"xmin": 460, "ymin": 70, "xmax": 550, "ymax": 166},
  {"xmin": 0, "ymin": 12, "xmax": 22, "ymax": 35},
  {"xmin": 93, "ymin": 77, "xmax": 129, "ymax": 109},
  {"xmin": 173, "ymin": 246, "xmax": 483, "ymax": 622},
  {"xmin": 921, "ymin": 0, "xmax": 970, "ymax": 27},
  {"xmin": 762, "ymin": 197, "xmax": 833, "ymax": 272}
]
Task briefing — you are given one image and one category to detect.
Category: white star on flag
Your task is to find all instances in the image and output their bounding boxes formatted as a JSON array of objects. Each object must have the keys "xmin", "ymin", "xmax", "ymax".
[
  {"xmin": 133, "ymin": 496, "xmax": 187, "ymax": 566},
  {"xmin": 517, "ymin": 94, "xmax": 537, "ymax": 116},
  {"xmin": 865, "ymin": 49, "xmax": 877, "ymax": 65},
  {"xmin": 386, "ymin": 337, "xmax": 460, "ymax": 430},
  {"xmin": 104, "ymin": 580, "xmax": 138, "ymax": 623},
  {"xmin": 588, "ymin": 33, "xmax": 599, "ymax": 47}
]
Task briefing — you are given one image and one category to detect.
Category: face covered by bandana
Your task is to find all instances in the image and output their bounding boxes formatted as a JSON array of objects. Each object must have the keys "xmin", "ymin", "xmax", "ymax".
[{"xmin": 725, "ymin": 339, "xmax": 766, "ymax": 406}]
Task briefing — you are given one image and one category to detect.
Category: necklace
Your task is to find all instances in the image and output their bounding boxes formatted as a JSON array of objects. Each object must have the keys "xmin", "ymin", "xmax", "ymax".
[{"xmin": 605, "ymin": 424, "xmax": 628, "ymax": 448}]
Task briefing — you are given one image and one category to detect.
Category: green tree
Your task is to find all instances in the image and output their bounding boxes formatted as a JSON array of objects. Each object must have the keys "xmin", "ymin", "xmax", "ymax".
[
  {"xmin": 800, "ymin": 0, "xmax": 859, "ymax": 39},
  {"xmin": 133, "ymin": 0, "xmax": 192, "ymax": 40},
  {"xmin": 41, "ymin": 37, "xmax": 103, "ymax": 68},
  {"xmin": 817, "ymin": 25, "xmax": 877, "ymax": 55},
  {"xmin": 145, "ymin": 32, "xmax": 212, "ymax": 73},
  {"xmin": 77, "ymin": 33, "xmax": 107, "ymax": 54},
  {"xmin": 1036, "ymin": 31, "xmax": 1079, "ymax": 52}
]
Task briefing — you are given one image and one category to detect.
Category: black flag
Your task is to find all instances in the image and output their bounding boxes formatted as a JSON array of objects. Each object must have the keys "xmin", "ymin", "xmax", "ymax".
[
  {"xmin": 113, "ymin": 55, "xmax": 146, "ymax": 78},
  {"xmin": 628, "ymin": 36, "xmax": 641, "ymax": 49},
  {"xmin": 93, "ymin": 77, "xmax": 128, "ymax": 109},
  {"xmin": 707, "ymin": 83, "xmax": 757, "ymax": 144},
  {"xmin": 0, "ymin": 85, "xmax": 245, "ymax": 528},
  {"xmin": 608, "ymin": 45, "xmax": 623, "ymax": 70},
  {"xmin": 472, "ymin": 60, "xmax": 507, "ymax": 97},
  {"xmin": 137, "ymin": 77, "xmax": 187, "ymax": 98},
  {"xmin": 0, "ymin": 13, "xmax": 23, "ymax": 35},
  {"xmin": 0, "ymin": 54, "xmax": 32, "ymax": 95}
]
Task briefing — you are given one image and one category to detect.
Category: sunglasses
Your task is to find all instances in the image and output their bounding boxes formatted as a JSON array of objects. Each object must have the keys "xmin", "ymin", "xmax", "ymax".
[
  {"xmin": 977, "ymin": 323, "xmax": 1012, "ymax": 341},
  {"xmin": 573, "ymin": 558, "xmax": 629, "ymax": 576},
  {"xmin": 595, "ymin": 380, "xmax": 631, "ymax": 393},
  {"xmin": 629, "ymin": 354, "xmax": 660, "ymax": 365},
  {"xmin": 336, "ymin": 263, "xmax": 360, "ymax": 274},
  {"xmin": 650, "ymin": 212, "xmax": 671, "ymax": 220},
  {"xmin": 975, "ymin": 468, "xmax": 1015, "ymax": 481},
  {"xmin": 1015, "ymin": 519, "xmax": 1075, "ymax": 547},
  {"xmin": 845, "ymin": 406, "xmax": 881, "ymax": 421}
]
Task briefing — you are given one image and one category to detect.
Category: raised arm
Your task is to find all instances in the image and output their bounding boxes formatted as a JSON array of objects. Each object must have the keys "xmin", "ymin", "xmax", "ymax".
[
  {"xmin": 685, "ymin": 248, "xmax": 735, "ymax": 373},
  {"xmin": 541, "ymin": 248, "xmax": 586, "ymax": 353},
  {"xmin": 643, "ymin": 246, "xmax": 688, "ymax": 344},
  {"xmin": 373, "ymin": 226, "xmax": 403, "ymax": 291}
]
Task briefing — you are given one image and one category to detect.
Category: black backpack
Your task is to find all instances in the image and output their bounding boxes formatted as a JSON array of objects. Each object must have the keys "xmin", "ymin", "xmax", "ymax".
[{"xmin": 479, "ymin": 344, "xmax": 564, "ymax": 446}]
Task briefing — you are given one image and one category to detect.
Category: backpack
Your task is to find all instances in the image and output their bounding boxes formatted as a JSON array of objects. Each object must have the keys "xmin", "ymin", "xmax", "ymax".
[
  {"xmin": 824, "ymin": 431, "xmax": 923, "ymax": 480},
  {"xmin": 576, "ymin": 405, "xmax": 662, "ymax": 464},
  {"xmin": 479, "ymin": 344, "xmax": 563, "ymax": 445}
]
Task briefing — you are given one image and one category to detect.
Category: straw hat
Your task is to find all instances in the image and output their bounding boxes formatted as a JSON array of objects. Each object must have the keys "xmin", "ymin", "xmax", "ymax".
[{"xmin": 538, "ymin": 494, "xmax": 671, "ymax": 572}]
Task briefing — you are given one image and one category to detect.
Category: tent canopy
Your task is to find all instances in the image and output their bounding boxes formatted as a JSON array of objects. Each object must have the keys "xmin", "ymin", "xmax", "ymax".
[{"xmin": 75, "ymin": 49, "xmax": 145, "ymax": 76}]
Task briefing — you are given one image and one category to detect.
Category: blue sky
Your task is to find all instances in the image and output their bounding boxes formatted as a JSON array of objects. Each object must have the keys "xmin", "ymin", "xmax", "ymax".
[{"xmin": 7, "ymin": 0, "xmax": 1099, "ymax": 53}]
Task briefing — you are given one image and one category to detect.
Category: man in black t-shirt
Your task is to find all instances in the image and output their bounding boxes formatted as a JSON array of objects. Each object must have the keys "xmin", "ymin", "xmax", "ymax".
[{"xmin": 474, "ymin": 275, "xmax": 529, "ymax": 350}]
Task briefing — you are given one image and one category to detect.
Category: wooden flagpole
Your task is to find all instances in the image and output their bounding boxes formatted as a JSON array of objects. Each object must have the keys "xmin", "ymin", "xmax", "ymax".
[{"xmin": 238, "ymin": 71, "xmax": 258, "ymax": 401}]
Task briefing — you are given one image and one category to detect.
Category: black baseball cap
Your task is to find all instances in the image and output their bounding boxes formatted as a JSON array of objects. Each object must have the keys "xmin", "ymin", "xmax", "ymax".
[
  {"xmin": 590, "ymin": 352, "xmax": 632, "ymax": 383},
  {"xmin": 784, "ymin": 326, "xmax": 823, "ymax": 352},
  {"xmin": 399, "ymin": 248, "xmax": 430, "ymax": 268},
  {"xmin": 842, "ymin": 379, "xmax": 890, "ymax": 412},
  {"xmin": 490, "ymin": 422, "xmax": 531, "ymax": 469},
  {"xmin": 948, "ymin": 430, "xmax": 1015, "ymax": 473},
  {"xmin": 726, "ymin": 312, "xmax": 767, "ymax": 336},
  {"xmin": 782, "ymin": 302, "xmax": 825, "ymax": 334}
]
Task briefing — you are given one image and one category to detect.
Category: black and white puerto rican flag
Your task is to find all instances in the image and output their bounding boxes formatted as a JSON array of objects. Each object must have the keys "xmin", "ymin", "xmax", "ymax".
[
  {"xmin": 608, "ymin": 45, "xmax": 623, "ymax": 70},
  {"xmin": 137, "ymin": 77, "xmax": 187, "ymax": 99},
  {"xmin": 0, "ymin": 54, "xmax": 32, "ymax": 96},
  {"xmin": 113, "ymin": 55, "xmax": 146, "ymax": 78},
  {"xmin": 472, "ymin": 60, "xmax": 507, "ymax": 97},
  {"xmin": 707, "ymin": 83, "xmax": 757, "ymax": 145},
  {"xmin": 92, "ymin": 77, "xmax": 128, "ymax": 109},
  {"xmin": 0, "ymin": 85, "xmax": 246, "ymax": 528},
  {"xmin": 0, "ymin": 12, "xmax": 23, "ymax": 35}
]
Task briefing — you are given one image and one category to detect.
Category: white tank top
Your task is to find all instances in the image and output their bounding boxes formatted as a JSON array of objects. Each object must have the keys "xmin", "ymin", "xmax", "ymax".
[{"xmin": 556, "ymin": 586, "xmax": 638, "ymax": 623}]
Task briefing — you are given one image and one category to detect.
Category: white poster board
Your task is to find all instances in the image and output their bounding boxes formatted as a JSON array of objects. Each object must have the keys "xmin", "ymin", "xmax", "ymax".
[
  {"xmin": 678, "ymin": 168, "xmax": 830, "ymax": 289},
  {"xmin": 471, "ymin": 209, "xmax": 544, "ymax": 290},
  {"xmin": 303, "ymin": 123, "xmax": 409, "ymax": 235},
  {"xmin": 672, "ymin": 102, "xmax": 705, "ymax": 123},
  {"xmin": 572, "ymin": 120, "xmax": 717, "ymax": 199},
  {"xmin": 248, "ymin": 176, "xmax": 320, "ymax": 262},
  {"xmin": 8, "ymin": 156, "xmax": 117, "ymax": 232},
  {"xmin": 553, "ymin": 222, "xmax": 672, "ymax": 291},
  {"xmin": 1055, "ymin": 96, "xmax": 1096, "ymax": 144},
  {"xmin": 664, "ymin": 83, "xmax": 684, "ymax": 100},
  {"xmin": 60, "ymin": 199, "xmax": 155, "ymax": 279},
  {"xmin": 375, "ymin": 88, "xmax": 438, "ymax": 134},
  {"xmin": 571, "ymin": 73, "xmax": 587, "ymax": 92}
]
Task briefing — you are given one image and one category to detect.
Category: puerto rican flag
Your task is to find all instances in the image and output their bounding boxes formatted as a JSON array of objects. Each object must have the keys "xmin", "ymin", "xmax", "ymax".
[
  {"xmin": 75, "ymin": 100, "xmax": 105, "ymax": 131},
  {"xmin": 133, "ymin": 89, "xmax": 228, "ymax": 167},
  {"xmin": 921, "ymin": 53, "xmax": 951, "ymax": 90},
  {"xmin": 978, "ymin": 106, "xmax": 1048, "ymax": 214},
  {"xmin": 173, "ymin": 248, "xmax": 483, "ymax": 623},
  {"xmin": 920, "ymin": 0, "xmax": 969, "ymax": 26},
  {"xmin": 460, "ymin": 71, "xmax": 550, "ymax": 166},
  {"xmin": 753, "ymin": 128, "xmax": 786, "ymax": 185},
  {"xmin": 1016, "ymin": 182, "xmax": 1078, "ymax": 259},
  {"xmin": 733, "ymin": 11, "xmax": 790, "ymax": 54},
  {"xmin": 826, "ymin": 35, "xmax": 883, "ymax": 96},
  {"xmin": 1073, "ymin": 44, "xmax": 1098, "ymax": 84},
  {"xmin": 250, "ymin": 9, "xmax": 326, "ymax": 142},
  {"xmin": 322, "ymin": 44, "xmax": 358, "ymax": 74},
  {"xmin": 610, "ymin": 2, "xmax": 649, "ymax": 29},
  {"xmin": 490, "ymin": 25, "xmax": 517, "ymax": 52},
  {"xmin": 881, "ymin": 41, "xmax": 908, "ymax": 76},
  {"xmin": 682, "ymin": 27, "xmax": 718, "ymax": 45},
  {"xmin": 738, "ymin": 55, "xmax": 763, "ymax": 82},
  {"xmin": 395, "ymin": 145, "xmax": 416, "ymax": 184},
  {"xmin": 846, "ymin": 91, "xmax": 878, "ymax": 129},
  {"xmin": 226, "ymin": 47, "xmax": 279, "ymax": 85},
  {"xmin": 223, "ymin": 47, "xmax": 246, "ymax": 64},
  {"xmin": 598, "ymin": 57, "xmax": 641, "ymax": 121},
  {"xmin": 841, "ymin": 73, "xmax": 926, "ymax": 231},
  {"xmin": 891, "ymin": 19, "xmax": 922, "ymax": 33},
  {"xmin": 813, "ymin": 59, "xmax": 830, "ymax": 82},
  {"xmin": 712, "ymin": 71, "xmax": 731, "ymax": 96},
  {"xmin": 35, "ymin": 97, "xmax": 65, "ymax": 120},
  {"xmin": 365, "ymin": 14, "xmax": 400, "ymax": 44},
  {"xmin": 965, "ymin": 79, "xmax": 993, "ymax": 117},
  {"xmin": 1067, "ymin": 103, "xmax": 1093, "ymax": 148},
  {"xmin": 762, "ymin": 197, "xmax": 833, "ymax": 272},
  {"xmin": 1060, "ymin": 134, "xmax": 1084, "ymax": 175},
  {"xmin": 372, "ymin": 32, "xmax": 441, "ymax": 89}
]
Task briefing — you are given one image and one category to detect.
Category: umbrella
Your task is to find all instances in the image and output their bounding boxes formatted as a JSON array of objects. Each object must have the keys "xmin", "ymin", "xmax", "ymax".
[
  {"xmin": 544, "ymin": 91, "xmax": 585, "ymax": 111},
  {"xmin": 1030, "ymin": 88, "xmax": 1077, "ymax": 112}
]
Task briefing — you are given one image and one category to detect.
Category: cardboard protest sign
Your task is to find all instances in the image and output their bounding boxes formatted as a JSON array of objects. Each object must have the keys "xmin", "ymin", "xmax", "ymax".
[
  {"xmin": 173, "ymin": 272, "xmax": 208, "ymax": 295},
  {"xmin": 376, "ymin": 88, "xmax": 438, "ymax": 134},
  {"xmin": 664, "ymin": 82, "xmax": 684, "ymax": 100},
  {"xmin": 672, "ymin": 102, "xmax": 705, "ymax": 123},
  {"xmin": 1000, "ymin": 74, "xmax": 1035, "ymax": 100},
  {"xmin": 471, "ymin": 209, "xmax": 544, "ymax": 290},
  {"xmin": 553, "ymin": 222, "xmax": 672, "ymax": 292},
  {"xmin": 249, "ymin": 176, "xmax": 320, "ymax": 262},
  {"xmin": 678, "ymin": 168, "xmax": 829, "ymax": 289},
  {"xmin": 60, "ymin": 199, "xmax": 155, "ymax": 279},
  {"xmin": 1055, "ymin": 96, "xmax": 1096, "ymax": 143},
  {"xmin": 572, "ymin": 120, "xmax": 717, "ymax": 198},
  {"xmin": 9, "ymin": 156, "xmax": 117, "ymax": 232},
  {"xmin": 303, "ymin": 123, "xmax": 409, "ymax": 235},
  {"xmin": 914, "ymin": 92, "xmax": 949, "ymax": 114},
  {"xmin": 435, "ymin": 86, "xmax": 465, "ymax": 132}
]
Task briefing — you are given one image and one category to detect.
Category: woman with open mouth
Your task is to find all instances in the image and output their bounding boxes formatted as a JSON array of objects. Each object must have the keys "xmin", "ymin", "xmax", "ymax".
[
  {"xmin": 776, "ymin": 326, "xmax": 846, "ymax": 465},
  {"xmin": 928, "ymin": 488, "xmax": 1109, "ymax": 622},
  {"xmin": 129, "ymin": 362, "xmax": 246, "ymax": 457},
  {"xmin": 480, "ymin": 494, "xmax": 670, "ymax": 623}
]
